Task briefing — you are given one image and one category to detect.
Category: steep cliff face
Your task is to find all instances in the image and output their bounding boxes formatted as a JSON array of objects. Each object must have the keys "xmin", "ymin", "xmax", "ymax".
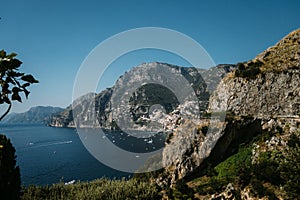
[
  {"xmin": 210, "ymin": 29, "xmax": 300, "ymax": 117},
  {"xmin": 50, "ymin": 89, "xmax": 114, "ymax": 128},
  {"xmin": 49, "ymin": 62, "xmax": 235, "ymax": 129},
  {"xmin": 209, "ymin": 70, "xmax": 300, "ymax": 118},
  {"xmin": 49, "ymin": 93, "xmax": 98, "ymax": 127},
  {"xmin": 158, "ymin": 29, "xmax": 300, "ymax": 189}
]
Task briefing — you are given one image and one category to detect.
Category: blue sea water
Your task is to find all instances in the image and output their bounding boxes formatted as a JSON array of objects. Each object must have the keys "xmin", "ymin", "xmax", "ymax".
[{"xmin": 0, "ymin": 124, "xmax": 137, "ymax": 186}]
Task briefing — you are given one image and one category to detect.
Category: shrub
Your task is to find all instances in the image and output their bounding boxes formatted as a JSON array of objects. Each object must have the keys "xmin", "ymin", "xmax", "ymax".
[
  {"xmin": 201, "ymin": 126, "xmax": 208, "ymax": 136},
  {"xmin": 170, "ymin": 180, "xmax": 194, "ymax": 200},
  {"xmin": 287, "ymin": 133, "xmax": 300, "ymax": 148},
  {"xmin": 0, "ymin": 134, "xmax": 21, "ymax": 200},
  {"xmin": 279, "ymin": 146, "xmax": 300, "ymax": 199},
  {"xmin": 235, "ymin": 61, "xmax": 262, "ymax": 79}
]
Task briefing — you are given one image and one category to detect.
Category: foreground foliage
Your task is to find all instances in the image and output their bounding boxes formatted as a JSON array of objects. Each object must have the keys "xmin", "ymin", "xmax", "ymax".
[
  {"xmin": 0, "ymin": 50, "xmax": 38, "ymax": 120},
  {"xmin": 0, "ymin": 134, "xmax": 21, "ymax": 200},
  {"xmin": 21, "ymin": 178, "xmax": 160, "ymax": 200},
  {"xmin": 0, "ymin": 50, "xmax": 38, "ymax": 199}
]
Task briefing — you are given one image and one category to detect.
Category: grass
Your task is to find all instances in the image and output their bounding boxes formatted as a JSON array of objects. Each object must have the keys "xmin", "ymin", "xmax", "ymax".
[
  {"xmin": 231, "ymin": 29, "xmax": 300, "ymax": 80},
  {"xmin": 258, "ymin": 29, "xmax": 300, "ymax": 72},
  {"xmin": 21, "ymin": 178, "xmax": 160, "ymax": 200},
  {"xmin": 214, "ymin": 147, "xmax": 252, "ymax": 180}
]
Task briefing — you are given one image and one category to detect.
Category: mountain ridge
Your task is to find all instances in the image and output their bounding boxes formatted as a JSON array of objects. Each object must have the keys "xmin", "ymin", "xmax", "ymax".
[
  {"xmin": 49, "ymin": 62, "xmax": 236, "ymax": 130},
  {"xmin": 1, "ymin": 106, "xmax": 64, "ymax": 124}
]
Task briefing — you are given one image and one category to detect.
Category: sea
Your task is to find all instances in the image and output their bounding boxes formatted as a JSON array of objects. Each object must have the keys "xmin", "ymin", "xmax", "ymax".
[{"xmin": 0, "ymin": 124, "xmax": 165, "ymax": 186}]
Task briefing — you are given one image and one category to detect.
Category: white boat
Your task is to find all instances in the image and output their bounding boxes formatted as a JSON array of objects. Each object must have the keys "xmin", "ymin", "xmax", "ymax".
[{"xmin": 65, "ymin": 180, "xmax": 75, "ymax": 185}]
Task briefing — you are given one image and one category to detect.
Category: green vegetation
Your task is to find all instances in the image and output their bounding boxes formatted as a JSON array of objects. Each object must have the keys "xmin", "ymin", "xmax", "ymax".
[
  {"xmin": 0, "ymin": 50, "xmax": 38, "ymax": 199},
  {"xmin": 0, "ymin": 134, "xmax": 21, "ymax": 200},
  {"xmin": 259, "ymin": 29, "xmax": 300, "ymax": 72},
  {"xmin": 235, "ymin": 61, "xmax": 262, "ymax": 79},
  {"xmin": 215, "ymin": 147, "xmax": 252, "ymax": 181},
  {"xmin": 287, "ymin": 132, "xmax": 300, "ymax": 147},
  {"xmin": 168, "ymin": 180, "xmax": 194, "ymax": 200},
  {"xmin": 0, "ymin": 50, "xmax": 38, "ymax": 120},
  {"xmin": 232, "ymin": 29, "xmax": 300, "ymax": 79},
  {"xmin": 192, "ymin": 148, "xmax": 252, "ymax": 196},
  {"xmin": 186, "ymin": 129, "xmax": 300, "ymax": 199},
  {"xmin": 21, "ymin": 178, "xmax": 160, "ymax": 200},
  {"xmin": 279, "ymin": 135, "xmax": 300, "ymax": 199},
  {"xmin": 202, "ymin": 111, "xmax": 236, "ymax": 119},
  {"xmin": 233, "ymin": 29, "xmax": 300, "ymax": 78}
]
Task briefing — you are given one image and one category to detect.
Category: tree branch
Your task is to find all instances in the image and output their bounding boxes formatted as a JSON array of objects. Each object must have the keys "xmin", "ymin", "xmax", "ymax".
[{"xmin": 0, "ymin": 102, "xmax": 12, "ymax": 121}]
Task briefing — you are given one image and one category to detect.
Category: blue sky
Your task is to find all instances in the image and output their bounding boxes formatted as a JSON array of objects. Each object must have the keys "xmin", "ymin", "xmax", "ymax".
[{"xmin": 0, "ymin": 0, "xmax": 299, "ymax": 113}]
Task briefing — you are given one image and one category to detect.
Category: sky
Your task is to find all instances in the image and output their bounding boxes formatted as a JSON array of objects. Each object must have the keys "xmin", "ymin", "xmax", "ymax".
[{"xmin": 0, "ymin": 0, "xmax": 299, "ymax": 113}]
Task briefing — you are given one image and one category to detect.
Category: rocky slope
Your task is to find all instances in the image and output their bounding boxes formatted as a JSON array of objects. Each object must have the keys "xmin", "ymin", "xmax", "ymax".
[
  {"xmin": 210, "ymin": 29, "xmax": 300, "ymax": 118},
  {"xmin": 156, "ymin": 29, "xmax": 300, "ymax": 199}
]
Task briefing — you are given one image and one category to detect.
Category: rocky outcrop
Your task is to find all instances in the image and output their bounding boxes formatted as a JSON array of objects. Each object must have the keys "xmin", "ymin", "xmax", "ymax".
[
  {"xmin": 211, "ymin": 183, "xmax": 236, "ymax": 200},
  {"xmin": 158, "ymin": 29, "xmax": 300, "ymax": 188},
  {"xmin": 157, "ymin": 117, "xmax": 261, "ymax": 187},
  {"xmin": 209, "ymin": 70, "xmax": 300, "ymax": 118},
  {"xmin": 210, "ymin": 29, "xmax": 300, "ymax": 118}
]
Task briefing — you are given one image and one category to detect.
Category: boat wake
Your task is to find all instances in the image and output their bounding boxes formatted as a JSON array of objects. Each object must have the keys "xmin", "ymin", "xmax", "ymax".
[{"xmin": 26, "ymin": 140, "xmax": 73, "ymax": 148}]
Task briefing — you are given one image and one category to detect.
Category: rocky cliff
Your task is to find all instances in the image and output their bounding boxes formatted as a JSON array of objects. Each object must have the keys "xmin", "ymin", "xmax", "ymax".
[
  {"xmin": 210, "ymin": 29, "xmax": 300, "ymax": 118},
  {"xmin": 157, "ymin": 29, "xmax": 300, "ymax": 194}
]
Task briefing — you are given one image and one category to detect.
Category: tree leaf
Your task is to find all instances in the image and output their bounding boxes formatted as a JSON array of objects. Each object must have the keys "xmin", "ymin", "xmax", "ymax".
[
  {"xmin": 12, "ymin": 87, "xmax": 21, "ymax": 93},
  {"xmin": 7, "ymin": 71, "xmax": 24, "ymax": 77},
  {"xmin": 8, "ymin": 59, "xmax": 22, "ymax": 69},
  {"xmin": 3, "ymin": 96, "xmax": 10, "ymax": 104},
  {"xmin": 12, "ymin": 93, "xmax": 22, "ymax": 103},
  {"xmin": 6, "ymin": 77, "xmax": 15, "ymax": 85},
  {"xmin": 7, "ymin": 52, "xmax": 17, "ymax": 59},
  {"xmin": 0, "ymin": 50, "xmax": 6, "ymax": 58},
  {"xmin": 21, "ymin": 74, "xmax": 39, "ymax": 83},
  {"xmin": 22, "ymin": 83, "xmax": 30, "ymax": 88},
  {"xmin": 2, "ymin": 83, "xmax": 11, "ymax": 94},
  {"xmin": 24, "ymin": 89, "xmax": 30, "ymax": 99}
]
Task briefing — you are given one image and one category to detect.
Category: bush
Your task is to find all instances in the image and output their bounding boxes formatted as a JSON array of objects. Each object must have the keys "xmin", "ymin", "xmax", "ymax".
[
  {"xmin": 279, "ymin": 146, "xmax": 300, "ymax": 199},
  {"xmin": 235, "ymin": 61, "xmax": 262, "ymax": 79},
  {"xmin": 0, "ymin": 134, "xmax": 21, "ymax": 200},
  {"xmin": 287, "ymin": 133, "xmax": 300, "ymax": 148},
  {"xmin": 201, "ymin": 126, "xmax": 208, "ymax": 136},
  {"xmin": 171, "ymin": 179, "xmax": 194, "ymax": 200},
  {"xmin": 253, "ymin": 151, "xmax": 282, "ymax": 185}
]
